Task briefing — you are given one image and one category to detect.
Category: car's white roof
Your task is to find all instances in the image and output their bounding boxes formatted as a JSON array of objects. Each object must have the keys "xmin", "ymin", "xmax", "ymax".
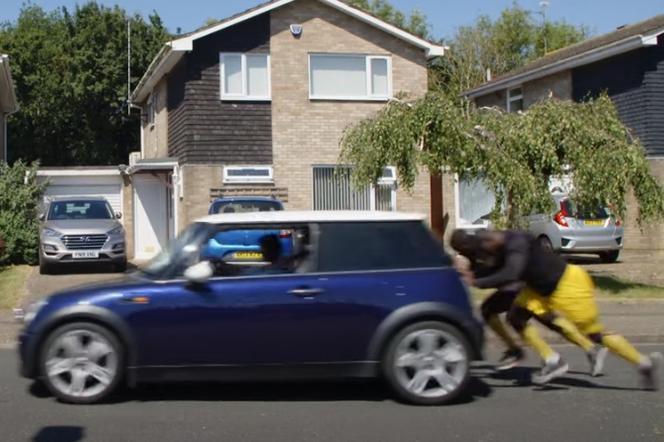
[{"xmin": 197, "ymin": 210, "xmax": 426, "ymax": 225}]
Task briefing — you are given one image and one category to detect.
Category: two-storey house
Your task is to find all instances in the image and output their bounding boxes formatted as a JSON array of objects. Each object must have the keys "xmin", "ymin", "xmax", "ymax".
[
  {"xmin": 123, "ymin": 0, "xmax": 445, "ymax": 259},
  {"xmin": 463, "ymin": 15, "xmax": 664, "ymax": 250},
  {"xmin": 0, "ymin": 54, "xmax": 18, "ymax": 162}
]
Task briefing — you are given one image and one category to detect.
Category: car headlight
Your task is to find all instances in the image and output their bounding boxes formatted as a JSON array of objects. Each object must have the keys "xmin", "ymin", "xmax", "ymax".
[
  {"xmin": 107, "ymin": 226, "xmax": 124, "ymax": 236},
  {"xmin": 42, "ymin": 228, "xmax": 61, "ymax": 238},
  {"xmin": 23, "ymin": 300, "xmax": 48, "ymax": 324}
]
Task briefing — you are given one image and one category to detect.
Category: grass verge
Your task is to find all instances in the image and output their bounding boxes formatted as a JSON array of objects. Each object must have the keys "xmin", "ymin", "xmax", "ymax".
[
  {"xmin": 0, "ymin": 265, "xmax": 32, "ymax": 310},
  {"xmin": 471, "ymin": 275, "xmax": 664, "ymax": 302}
]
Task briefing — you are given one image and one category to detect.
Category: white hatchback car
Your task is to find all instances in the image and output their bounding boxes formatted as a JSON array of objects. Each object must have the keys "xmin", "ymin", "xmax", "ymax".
[{"xmin": 526, "ymin": 193, "xmax": 624, "ymax": 262}]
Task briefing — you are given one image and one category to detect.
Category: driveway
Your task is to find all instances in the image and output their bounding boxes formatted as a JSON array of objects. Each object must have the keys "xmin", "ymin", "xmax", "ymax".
[{"xmin": 569, "ymin": 249, "xmax": 664, "ymax": 287}]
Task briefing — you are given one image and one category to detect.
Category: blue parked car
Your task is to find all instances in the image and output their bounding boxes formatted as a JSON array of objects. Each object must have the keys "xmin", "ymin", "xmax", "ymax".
[
  {"xmin": 17, "ymin": 211, "xmax": 483, "ymax": 405},
  {"xmin": 207, "ymin": 197, "xmax": 292, "ymax": 262}
]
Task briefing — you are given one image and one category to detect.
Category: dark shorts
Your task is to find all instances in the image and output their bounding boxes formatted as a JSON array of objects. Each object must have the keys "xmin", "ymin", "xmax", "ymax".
[{"xmin": 480, "ymin": 287, "xmax": 521, "ymax": 319}]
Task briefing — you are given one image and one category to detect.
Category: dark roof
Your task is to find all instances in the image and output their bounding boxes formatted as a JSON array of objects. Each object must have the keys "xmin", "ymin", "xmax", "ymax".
[
  {"xmin": 469, "ymin": 14, "xmax": 664, "ymax": 93},
  {"xmin": 175, "ymin": 0, "xmax": 438, "ymax": 46}
]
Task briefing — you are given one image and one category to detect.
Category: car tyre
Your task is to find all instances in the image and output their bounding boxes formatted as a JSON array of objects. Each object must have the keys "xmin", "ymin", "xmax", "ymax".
[
  {"xmin": 537, "ymin": 235, "xmax": 554, "ymax": 253},
  {"xmin": 38, "ymin": 252, "xmax": 51, "ymax": 275},
  {"xmin": 382, "ymin": 321, "xmax": 471, "ymax": 405},
  {"xmin": 599, "ymin": 250, "xmax": 620, "ymax": 263},
  {"xmin": 114, "ymin": 260, "xmax": 127, "ymax": 273},
  {"xmin": 39, "ymin": 322, "xmax": 124, "ymax": 404}
]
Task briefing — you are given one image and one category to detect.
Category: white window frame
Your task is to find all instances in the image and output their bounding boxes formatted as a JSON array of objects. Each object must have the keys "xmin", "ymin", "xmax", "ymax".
[
  {"xmin": 312, "ymin": 165, "xmax": 397, "ymax": 211},
  {"xmin": 454, "ymin": 174, "xmax": 494, "ymax": 230},
  {"xmin": 308, "ymin": 53, "xmax": 392, "ymax": 101},
  {"xmin": 506, "ymin": 86, "xmax": 523, "ymax": 113},
  {"xmin": 146, "ymin": 93, "xmax": 156, "ymax": 126},
  {"xmin": 223, "ymin": 165, "xmax": 274, "ymax": 184},
  {"xmin": 219, "ymin": 53, "xmax": 271, "ymax": 101}
]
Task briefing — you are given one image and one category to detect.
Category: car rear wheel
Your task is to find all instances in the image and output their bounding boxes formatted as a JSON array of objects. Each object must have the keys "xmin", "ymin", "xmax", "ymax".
[
  {"xmin": 599, "ymin": 250, "xmax": 620, "ymax": 263},
  {"xmin": 537, "ymin": 235, "xmax": 554, "ymax": 253},
  {"xmin": 383, "ymin": 321, "xmax": 471, "ymax": 405},
  {"xmin": 40, "ymin": 322, "xmax": 123, "ymax": 404}
]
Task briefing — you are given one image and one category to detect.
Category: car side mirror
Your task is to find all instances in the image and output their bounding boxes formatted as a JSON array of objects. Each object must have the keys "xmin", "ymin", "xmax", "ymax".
[
  {"xmin": 38, "ymin": 213, "xmax": 45, "ymax": 221},
  {"xmin": 184, "ymin": 261, "xmax": 214, "ymax": 285},
  {"xmin": 115, "ymin": 212, "xmax": 123, "ymax": 220}
]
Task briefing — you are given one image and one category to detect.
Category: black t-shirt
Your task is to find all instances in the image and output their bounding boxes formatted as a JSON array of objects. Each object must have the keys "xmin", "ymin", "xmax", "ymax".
[{"xmin": 474, "ymin": 231, "xmax": 567, "ymax": 296}]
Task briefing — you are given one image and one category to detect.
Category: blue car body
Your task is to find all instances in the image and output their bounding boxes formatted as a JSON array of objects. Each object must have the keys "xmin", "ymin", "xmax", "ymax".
[
  {"xmin": 206, "ymin": 197, "xmax": 291, "ymax": 261},
  {"xmin": 18, "ymin": 213, "xmax": 483, "ymax": 403}
]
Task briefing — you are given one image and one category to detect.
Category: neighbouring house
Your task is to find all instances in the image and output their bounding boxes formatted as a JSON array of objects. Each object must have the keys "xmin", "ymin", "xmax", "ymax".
[
  {"xmin": 462, "ymin": 14, "xmax": 664, "ymax": 250},
  {"xmin": 0, "ymin": 54, "xmax": 18, "ymax": 162},
  {"xmin": 121, "ymin": 0, "xmax": 445, "ymax": 260}
]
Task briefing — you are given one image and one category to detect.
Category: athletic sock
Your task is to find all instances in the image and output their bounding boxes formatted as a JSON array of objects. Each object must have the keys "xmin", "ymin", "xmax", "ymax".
[
  {"xmin": 521, "ymin": 324, "xmax": 556, "ymax": 360},
  {"xmin": 487, "ymin": 316, "xmax": 520, "ymax": 351},
  {"xmin": 601, "ymin": 334, "xmax": 647, "ymax": 366},
  {"xmin": 551, "ymin": 317, "xmax": 595, "ymax": 352}
]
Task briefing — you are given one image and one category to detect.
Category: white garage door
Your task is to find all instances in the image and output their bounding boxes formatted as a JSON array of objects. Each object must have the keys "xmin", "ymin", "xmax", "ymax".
[{"xmin": 40, "ymin": 175, "xmax": 122, "ymax": 214}]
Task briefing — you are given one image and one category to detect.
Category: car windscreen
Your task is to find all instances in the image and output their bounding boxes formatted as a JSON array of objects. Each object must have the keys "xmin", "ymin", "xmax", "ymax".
[
  {"xmin": 141, "ymin": 222, "xmax": 213, "ymax": 278},
  {"xmin": 213, "ymin": 201, "xmax": 282, "ymax": 214},
  {"xmin": 562, "ymin": 200, "xmax": 609, "ymax": 219},
  {"xmin": 47, "ymin": 200, "xmax": 114, "ymax": 220}
]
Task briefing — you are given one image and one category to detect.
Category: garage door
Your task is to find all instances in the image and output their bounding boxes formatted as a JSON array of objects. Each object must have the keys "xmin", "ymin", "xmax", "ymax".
[{"xmin": 40, "ymin": 175, "xmax": 122, "ymax": 214}]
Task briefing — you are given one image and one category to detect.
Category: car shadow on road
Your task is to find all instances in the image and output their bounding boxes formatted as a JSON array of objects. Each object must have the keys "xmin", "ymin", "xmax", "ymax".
[{"xmin": 29, "ymin": 377, "xmax": 494, "ymax": 406}]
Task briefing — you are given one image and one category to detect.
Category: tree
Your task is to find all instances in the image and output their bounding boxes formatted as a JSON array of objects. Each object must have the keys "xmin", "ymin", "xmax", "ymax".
[
  {"xmin": 345, "ymin": 0, "xmax": 430, "ymax": 39},
  {"xmin": 340, "ymin": 92, "xmax": 664, "ymax": 228},
  {"xmin": 0, "ymin": 161, "xmax": 47, "ymax": 265},
  {"xmin": 432, "ymin": 4, "xmax": 589, "ymax": 99},
  {"xmin": 0, "ymin": 2, "xmax": 169, "ymax": 166}
]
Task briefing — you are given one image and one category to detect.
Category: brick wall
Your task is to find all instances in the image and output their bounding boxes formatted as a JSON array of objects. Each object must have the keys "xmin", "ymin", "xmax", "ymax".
[
  {"xmin": 270, "ymin": 0, "xmax": 430, "ymax": 212},
  {"xmin": 623, "ymin": 159, "xmax": 664, "ymax": 250},
  {"xmin": 179, "ymin": 165, "xmax": 222, "ymax": 226},
  {"xmin": 142, "ymin": 78, "xmax": 169, "ymax": 159},
  {"xmin": 121, "ymin": 175, "xmax": 135, "ymax": 259},
  {"xmin": 523, "ymin": 69, "xmax": 572, "ymax": 108}
]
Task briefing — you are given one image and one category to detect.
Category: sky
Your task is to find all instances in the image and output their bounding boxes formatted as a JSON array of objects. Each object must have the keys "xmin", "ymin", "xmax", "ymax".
[{"xmin": 2, "ymin": 0, "xmax": 664, "ymax": 41}]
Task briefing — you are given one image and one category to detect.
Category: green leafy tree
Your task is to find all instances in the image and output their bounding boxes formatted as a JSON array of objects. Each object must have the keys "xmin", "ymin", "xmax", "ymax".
[
  {"xmin": 432, "ymin": 3, "xmax": 589, "ymax": 98},
  {"xmin": 340, "ymin": 93, "xmax": 664, "ymax": 228},
  {"xmin": 0, "ymin": 161, "xmax": 47, "ymax": 265},
  {"xmin": 0, "ymin": 2, "xmax": 169, "ymax": 166},
  {"xmin": 345, "ymin": 0, "xmax": 430, "ymax": 39}
]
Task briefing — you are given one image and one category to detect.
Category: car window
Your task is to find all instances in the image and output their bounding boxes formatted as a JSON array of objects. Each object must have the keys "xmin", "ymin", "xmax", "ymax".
[
  {"xmin": 563, "ymin": 200, "xmax": 609, "ymax": 219},
  {"xmin": 213, "ymin": 201, "xmax": 282, "ymax": 214},
  {"xmin": 47, "ymin": 200, "xmax": 114, "ymax": 220},
  {"xmin": 200, "ymin": 224, "xmax": 312, "ymax": 277},
  {"xmin": 317, "ymin": 221, "xmax": 450, "ymax": 272}
]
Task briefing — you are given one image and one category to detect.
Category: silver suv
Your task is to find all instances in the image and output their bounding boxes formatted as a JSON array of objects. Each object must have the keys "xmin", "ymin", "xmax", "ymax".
[
  {"xmin": 39, "ymin": 197, "xmax": 127, "ymax": 274},
  {"xmin": 526, "ymin": 193, "xmax": 624, "ymax": 263}
]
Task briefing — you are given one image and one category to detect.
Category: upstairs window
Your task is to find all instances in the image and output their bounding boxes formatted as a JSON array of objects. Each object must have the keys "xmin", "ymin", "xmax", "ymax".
[
  {"xmin": 507, "ymin": 87, "xmax": 523, "ymax": 112},
  {"xmin": 223, "ymin": 166, "xmax": 273, "ymax": 184},
  {"xmin": 146, "ymin": 92, "xmax": 156, "ymax": 125},
  {"xmin": 220, "ymin": 53, "xmax": 270, "ymax": 101},
  {"xmin": 309, "ymin": 54, "xmax": 391, "ymax": 100}
]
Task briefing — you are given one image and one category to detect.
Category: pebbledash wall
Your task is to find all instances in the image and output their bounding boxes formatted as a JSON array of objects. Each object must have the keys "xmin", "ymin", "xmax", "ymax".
[{"xmin": 163, "ymin": 0, "xmax": 433, "ymax": 228}]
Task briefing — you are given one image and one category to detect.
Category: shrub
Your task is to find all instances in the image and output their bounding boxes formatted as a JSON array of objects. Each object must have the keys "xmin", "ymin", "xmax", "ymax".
[{"xmin": 0, "ymin": 161, "xmax": 46, "ymax": 265}]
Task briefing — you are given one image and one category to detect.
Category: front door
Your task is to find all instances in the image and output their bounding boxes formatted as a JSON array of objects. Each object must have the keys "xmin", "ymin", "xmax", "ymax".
[{"xmin": 133, "ymin": 174, "xmax": 168, "ymax": 260}]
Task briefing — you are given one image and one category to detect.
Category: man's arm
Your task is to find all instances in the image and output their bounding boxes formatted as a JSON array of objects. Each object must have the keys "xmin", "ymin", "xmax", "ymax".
[{"xmin": 473, "ymin": 236, "xmax": 529, "ymax": 289}]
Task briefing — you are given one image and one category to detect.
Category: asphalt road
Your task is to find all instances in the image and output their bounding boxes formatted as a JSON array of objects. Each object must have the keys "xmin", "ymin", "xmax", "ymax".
[{"xmin": 1, "ymin": 345, "xmax": 663, "ymax": 442}]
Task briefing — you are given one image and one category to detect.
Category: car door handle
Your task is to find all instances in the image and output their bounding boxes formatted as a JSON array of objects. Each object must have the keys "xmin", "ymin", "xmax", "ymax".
[{"xmin": 288, "ymin": 287, "xmax": 324, "ymax": 297}]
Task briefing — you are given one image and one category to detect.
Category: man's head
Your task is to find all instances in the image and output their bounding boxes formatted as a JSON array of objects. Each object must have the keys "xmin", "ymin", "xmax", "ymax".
[
  {"xmin": 259, "ymin": 234, "xmax": 282, "ymax": 264},
  {"xmin": 450, "ymin": 229, "xmax": 479, "ymax": 258}
]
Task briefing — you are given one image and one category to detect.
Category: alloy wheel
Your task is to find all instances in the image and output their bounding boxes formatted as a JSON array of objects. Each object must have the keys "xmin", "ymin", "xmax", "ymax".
[
  {"xmin": 44, "ymin": 329, "xmax": 119, "ymax": 399},
  {"xmin": 392, "ymin": 328, "xmax": 468, "ymax": 399}
]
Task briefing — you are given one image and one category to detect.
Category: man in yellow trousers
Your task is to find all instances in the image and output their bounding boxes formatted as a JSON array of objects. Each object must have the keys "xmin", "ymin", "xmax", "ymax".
[{"xmin": 469, "ymin": 229, "xmax": 660, "ymax": 389}]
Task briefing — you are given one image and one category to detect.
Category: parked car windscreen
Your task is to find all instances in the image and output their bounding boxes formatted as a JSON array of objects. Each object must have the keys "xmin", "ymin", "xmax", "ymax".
[
  {"xmin": 317, "ymin": 221, "xmax": 450, "ymax": 272},
  {"xmin": 212, "ymin": 201, "xmax": 282, "ymax": 214},
  {"xmin": 47, "ymin": 200, "xmax": 114, "ymax": 220},
  {"xmin": 562, "ymin": 199, "xmax": 609, "ymax": 219}
]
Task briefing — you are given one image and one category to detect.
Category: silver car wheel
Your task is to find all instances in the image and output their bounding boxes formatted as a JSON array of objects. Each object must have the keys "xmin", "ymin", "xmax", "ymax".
[
  {"xmin": 393, "ymin": 329, "xmax": 468, "ymax": 399},
  {"xmin": 45, "ymin": 329, "xmax": 118, "ymax": 399}
]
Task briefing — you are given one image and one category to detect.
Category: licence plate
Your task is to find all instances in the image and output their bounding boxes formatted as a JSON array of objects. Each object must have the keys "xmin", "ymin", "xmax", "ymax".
[
  {"xmin": 72, "ymin": 251, "xmax": 100, "ymax": 259},
  {"xmin": 584, "ymin": 219, "xmax": 605, "ymax": 226},
  {"xmin": 232, "ymin": 251, "xmax": 263, "ymax": 260}
]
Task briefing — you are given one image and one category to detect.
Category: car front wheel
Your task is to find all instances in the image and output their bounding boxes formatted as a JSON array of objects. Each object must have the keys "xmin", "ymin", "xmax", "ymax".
[
  {"xmin": 383, "ymin": 321, "xmax": 471, "ymax": 405},
  {"xmin": 40, "ymin": 322, "xmax": 123, "ymax": 404}
]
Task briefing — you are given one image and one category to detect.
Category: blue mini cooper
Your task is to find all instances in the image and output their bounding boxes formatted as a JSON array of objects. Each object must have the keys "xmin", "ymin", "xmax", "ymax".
[{"xmin": 18, "ymin": 211, "xmax": 483, "ymax": 405}]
